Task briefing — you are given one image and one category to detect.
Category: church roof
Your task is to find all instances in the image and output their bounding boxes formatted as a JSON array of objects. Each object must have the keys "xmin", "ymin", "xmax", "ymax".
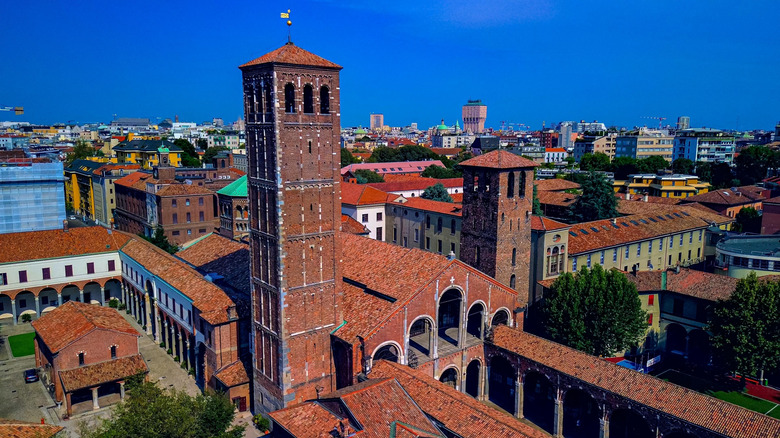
[
  {"xmin": 459, "ymin": 150, "xmax": 538, "ymax": 169},
  {"xmin": 239, "ymin": 42, "xmax": 342, "ymax": 69},
  {"xmin": 216, "ymin": 175, "xmax": 247, "ymax": 197}
]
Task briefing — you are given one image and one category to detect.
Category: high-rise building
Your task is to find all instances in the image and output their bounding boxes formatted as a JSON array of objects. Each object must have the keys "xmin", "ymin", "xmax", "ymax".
[
  {"xmin": 558, "ymin": 122, "xmax": 575, "ymax": 149},
  {"xmin": 462, "ymin": 100, "xmax": 487, "ymax": 133},
  {"xmin": 0, "ymin": 161, "xmax": 66, "ymax": 234},
  {"xmin": 240, "ymin": 43, "xmax": 343, "ymax": 413},
  {"xmin": 370, "ymin": 113, "xmax": 384, "ymax": 130},
  {"xmin": 673, "ymin": 128, "xmax": 735, "ymax": 163},
  {"xmin": 677, "ymin": 116, "xmax": 690, "ymax": 130}
]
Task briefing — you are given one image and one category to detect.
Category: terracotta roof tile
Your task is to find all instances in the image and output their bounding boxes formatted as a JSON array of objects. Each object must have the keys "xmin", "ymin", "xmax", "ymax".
[
  {"xmin": 0, "ymin": 419, "xmax": 63, "ymax": 438},
  {"xmin": 367, "ymin": 177, "xmax": 462, "ymax": 193},
  {"xmin": 59, "ymin": 354, "xmax": 148, "ymax": 393},
  {"xmin": 460, "ymin": 150, "xmax": 538, "ymax": 169},
  {"xmin": 534, "ymin": 178, "xmax": 580, "ymax": 192},
  {"xmin": 32, "ymin": 301, "xmax": 139, "ymax": 353},
  {"xmin": 213, "ymin": 361, "xmax": 249, "ymax": 388},
  {"xmin": 616, "ymin": 194, "xmax": 682, "ymax": 205},
  {"xmin": 156, "ymin": 184, "xmax": 215, "ymax": 196},
  {"xmin": 389, "ymin": 196, "xmax": 462, "ymax": 217},
  {"xmin": 341, "ymin": 214, "xmax": 370, "ymax": 235},
  {"xmin": 370, "ymin": 361, "xmax": 549, "ymax": 438},
  {"xmin": 114, "ymin": 171, "xmax": 151, "ymax": 188},
  {"xmin": 270, "ymin": 403, "xmax": 341, "ymax": 438},
  {"xmin": 536, "ymin": 190, "xmax": 577, "ymax": 207},
  {"xmin": 341, "ymin": 161, "xmax": 445, "ymax": 176},
  {"xmin": 340, "ymin": 182, "xmax": 393, "ymax": 206},
  {"xmin": 531, "ymin": 215, "xmax": 570, "ymax": 231},
  {"xmin": 491, "ymin": 325, "xmax": 780, "ymax": 438},
  {"xmin": 681, "ymin": 186, "xmax": 766, "ymax": 206},
  {"xmin": 0, "ymin": 226, "xmax": 129, "ymax": 265},
  {"xmin": 239, "ymin": 43, "xmax": 342, "ymax": 69},
  {"xmin": 624, "ymin": 268, "xmax": 743, "ymax": 302},
  {"xmin": 176, "ymin": 233, "xmax": 250, "ymax": 295}
]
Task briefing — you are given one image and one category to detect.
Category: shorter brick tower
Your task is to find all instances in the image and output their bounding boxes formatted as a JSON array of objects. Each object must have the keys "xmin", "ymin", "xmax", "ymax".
[{"xmin": 459, "ymin": 150, "xmax": 537, "ymax": 305}]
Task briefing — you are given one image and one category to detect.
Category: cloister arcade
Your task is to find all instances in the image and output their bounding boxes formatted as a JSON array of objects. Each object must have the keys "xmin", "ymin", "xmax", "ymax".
[
  {"xmin": 663, "ymin": 322, "xmax": 711, "ymax": 366},
  {"xmin": 0, "ymin": 278, "xmax": 122, "ymax": 325}
]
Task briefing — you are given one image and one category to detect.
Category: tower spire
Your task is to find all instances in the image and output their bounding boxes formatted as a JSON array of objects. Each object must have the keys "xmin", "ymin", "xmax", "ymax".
[{"xmin": 280, "ymin": 9, "xmax": 292, "ymax": 43}]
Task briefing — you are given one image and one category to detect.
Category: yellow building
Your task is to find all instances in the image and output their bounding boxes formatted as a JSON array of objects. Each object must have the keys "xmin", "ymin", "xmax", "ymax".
[
  {"xmin": 64, "ymin": 159, "xmax": 140, "ymax": 225},
  {"xmin": 614, "ymin": 174, "xmax": 710, "ymax": 198},
  {"xmin": 113, "ymin": 139, "xmax": 183, "ymax": 169}
]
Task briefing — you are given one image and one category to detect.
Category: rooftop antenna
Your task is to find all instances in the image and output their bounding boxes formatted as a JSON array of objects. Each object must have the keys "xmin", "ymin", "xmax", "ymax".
[{"xmin": 281, "ymin": 9, "xmax": 292, "ymax": 43}]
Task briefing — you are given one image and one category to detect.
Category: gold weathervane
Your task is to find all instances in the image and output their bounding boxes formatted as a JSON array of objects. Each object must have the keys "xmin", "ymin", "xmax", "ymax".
[{"xmin": 281, "ymin": 9, "xmax": 292, "ymax": 43}]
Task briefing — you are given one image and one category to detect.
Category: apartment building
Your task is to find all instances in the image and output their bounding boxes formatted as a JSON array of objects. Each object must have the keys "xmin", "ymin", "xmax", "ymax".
[
  {"xmin": 385, "ymin": 195, "xmax": 462, "ymax": 258},
  {"xmin": 616, "ymin": 129, "xmax": 673, "ymax": 161},
  {"xmin": 673, "ymin": 128, "xmax": 735, "ymax": 163},
  {"xmin": 613, "ymin": 174, "xmax": 710, "ymax": 198}
]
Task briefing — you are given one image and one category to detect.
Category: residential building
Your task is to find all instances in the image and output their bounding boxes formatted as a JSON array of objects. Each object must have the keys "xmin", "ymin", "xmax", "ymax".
[
  {"xmin": 680, "ymin": 185, "xmax": 767, "ymax": 218},
  {"xmin": 109, "ymin": 118, "xmax": 150, "ymax": 133},
  {"xmin": 540, "ymin": 129, "xmax": 558, "ymax": 149},
  {"xmin": 231, "ymin": 149, "xmax": 247, "ymax": 173},
  {"xmin": 64, "ymin": 160, "xmax": 139, "ymax": 225},
  {"xmin": 516, "ymin": 144, "xmax": 545, "ymax": 163},
  {"xmin": 715, "ymin": 235, "xmax": 780, "ymax": 278},
  {"xmin": 0, "ymin": 134, "xmax": 29, "ymax": 150},
  {"xmin": 366, "ymin": 177, "xmax": 462, "ymax": 198},
  {"xmin": 573, "ymin": 133, "xmax": 617, "ymax": 162},
  {"xmin": 615, "ymin": 129, "xmax": 674, "ymax": 161},
  {"xmin": 462, "ymin": 99, "xmax": 487, "ymax": 133},
  {"xmin": 0, "ymin": 161, "xmax": 66, "ymax": 234},
  {"xmin": 613, "ymin": 174, "xmax": 710, "ymax": 198},
  {"xmin": 761, "ymin": 196, "xmax": 780, "ymax": 234},
  {"xmin": 114, "ymin": 139, "xmax": 183, "ymax": 169},
  {"xmin": 558, "ymin": 122, "xmax": 575, "ymax": 149},
  {"xmin": 530, "ymin": 216, "xmax": 571, "ymax": 303},
  {"xmin": 544, "ymin": 147, "xmax": 568, "ymax": 163},
  {"xmin": 207, "ymin": 132, "xmax": 240, "ymax": 149},
  {"xmin": 216, "ymin": 175, "xmax": 249, "ymax": 241},
  {"xmin": 673, "ymin": 128, "xmax": 735, "ymax": 163},
  {"xmin": 386, "ymin": 195, "xmax": 462, "ymax": 257},
  {"xmin": 431, "ymin": 133, "xmax": 475, "ymax": 148},
  {"xmin": 32, "ymin": 301, "xmax": 147, "ymax": 416},
  {"xmin": 677, "ymin": 116, "xmax": 690, "ymax": 130},
  {"xmin": 341, "ymin": 182, "xmax": 390, "ymax": 241},
  {"xmin": 341, "ymin": 160, "xmax": 446, "ymax": 178}
]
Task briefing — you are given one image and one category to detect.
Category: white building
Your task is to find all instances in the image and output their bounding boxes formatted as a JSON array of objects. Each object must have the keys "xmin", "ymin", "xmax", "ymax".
[{"xmin": 341, "ymin": 182, "xmax": 389, "ymax": 241}]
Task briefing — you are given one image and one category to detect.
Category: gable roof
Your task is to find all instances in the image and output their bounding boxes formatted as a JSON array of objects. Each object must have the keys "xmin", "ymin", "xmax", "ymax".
[
  {"xmin": 681, "ymin": 186, "xmax": 766, "ymax": 206},
  {"xmin": 390, "ymin": 196, "xmax": 462, "ymax": 217},
  {"xmin": 367, "ymin": 177, "xmax": 462, "ymax": 193},
  {"xmin": 175, "ymin": 233, "xmax": 250, "ymax": 295},
  {"xmin": 624, "ymin": 268, "xmax": 739, "ymax": 302},
  {"xmin": 491, "ymin": 325, "xmax": 780, "ymax": 438},
  {"xmin": 0, "ymin": 226, "xmax": 130, "ymax": 265},
  {"xmin": 32, "ymin": 301, "xmax": 139, "ymax": 353},
  {"xmin": 240, "ymin": 42, "xmax": 342, "ymax": 69},
  {"xmin": 59, "ymin": 354, "xmax": 148, "ymax": 392},
  {"xmin": 216, "ymin": 175, "xmax": 247, "ymax": 197},
  {"xmin": 531, "ymin": 215, "xmax": 570, "ymax": 232},
  {"xmin": 0, "ymin": 419, "xmax": 63, "ymax": 438},
  {"xmin": 341, "ymin": 214, "xmax": 370, "ymax": 235},
  {"xmin": 341, "ymin": 182, "xmax": 393, "ymax": 206},
  {"xmin": 534, "ymin": 178, "xmax": 580, "ymax": 192},
  {"xmin": 459, "ymin": 150, "xmax": 538, "ymax": 169}
]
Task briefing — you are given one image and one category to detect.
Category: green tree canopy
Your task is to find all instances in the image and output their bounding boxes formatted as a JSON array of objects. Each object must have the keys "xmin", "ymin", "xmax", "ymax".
[
  {"xmin": 341, "ymin": 148, "xmax": 360, "ymax": 167},
  {"xmin": 708, "ymin": 273, "xmax": 780, "ymax": 381},
  {"xmin": 540, "ymin": 265, "xmax": 647, "ymax": 357},
  {"xmin": 635, "ymin": 156, "xmax": 669, "ymax": 174},
  {"xmin": 196, "ymin": 139, "xmax": 208, "ymax": 150},
  {"xmin": 735, "ymin": 146, "xmax": 778, "ymax": 186},
  {"xmin": 532, "ymin": 184, "xmax": 543, "ymax": 216},
  {"xmin": 65, "ymin": 139, "xmax": 103, "ymax": 166},
  {"xmin": 579, "ymin": 152, "xmax": 611, "ymax": 172},
  {"xmin": 421, "ymin": 165, "xmax": 461, "ymax": 179},
  {"xmin": 695, "ymin": 161, "xmax": 712, "ymax": 183},
  {"xmin": 353, "ymin": 169, "xmax": 384, "ymax": 184},
  {"xmin": 203, "ymin": 146, "xmax": 229, "ymax": 164},
  {"xmin": 82, "ymin": 380, "xmax": 244, "ymax": 438},
  {"xmin": 711, "ymin": 162, "xmax": 735, "ymax": 189},
  {"xmin": 610, "ymin": 156, "xmax": 638, "ymax": 180},
  {"xmin": 569, "ymin": 172, "xmax": 618, "ymax": 222},
  {"xmin": 368, "ymin": 145, "xmax": 445, "ymax": 165},
  {"xmin": 671, "ymin": 158, "xmax": 695, "ymax": 175},
  {"xmin": 142, "ymin": 226, "xmax": 178, "ymax": 254},
  {"xmin": 173, "ymin": 139, "xmax": 201, "ymax": 167},
  {"xmin": 733, "ymin": 206, "xmax": 761, "ymax": 233},
  {"xmin": 420, "ymin": 182, "xmax": 453, "ymax": 203}
]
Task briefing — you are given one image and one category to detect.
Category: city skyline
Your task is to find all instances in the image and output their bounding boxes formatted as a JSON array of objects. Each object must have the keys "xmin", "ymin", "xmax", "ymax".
[{"xmin": 1, "ymin": 0, "xmax": 778, "ymax": 130}]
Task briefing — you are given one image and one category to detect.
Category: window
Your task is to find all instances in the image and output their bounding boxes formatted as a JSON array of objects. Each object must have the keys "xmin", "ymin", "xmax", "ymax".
[
  {"xmin": 426, "ymin": 237, "xmax": 430, "ymax": 250},
  {"xmin": 376, "ymin": 212, "xmax": 382, "ymax": 221},
  {"xmin": 659, "ymin": 239, "xmax": 663, "ymax": 251},
  {"xmin": 78, "ymin": 352, "xmax": 85, "ymax": 366},
  {"xmin": 42, "ymin": 267, "xmax": 51, "ymax": 280},
  {"xmin": 186, "ymin": 199, "xmax": 190, "ymax": 206},
  {"xmin": 403, "ymin": 236, "xmax": 408, "ymax": 247},
  {"xmin": 698, "ymin": 230, "xmax": 702, "ymax": 241},
  {"xmin": 65, "ymin": 265, "xmax": 73, "ymax": 277},
  {"xmin": 600, "ymin": 251, "xmax": 605, "ymax": 264},
  {"xmin": 647, "ymin": 314, "xmax": 653, "ymax": 325},
  {"xmin": 426, "ymin": 215, "xmax": 431, "ymax": 229},
  {"xmin": 303, "ymin": 84, "xmax": 314, "ymax": 113},
  {"xmin": 625, "ymin": 247, "xmax": 629, "ymax": 258},
  {"xmin": 172, "ymin": 199, "xmax": 177, "ymax": 207},
  {"xmin": 437, "ymin": 240, "xmax": 442, "ymax": 254},
  {"xmin": 172, "ymin": 213, "xmax": 178, "ymax": 224},
  {"xmin": 648, "ymin": 241, "xmax": 653, "ymax": 254},
  {"xmin": 512, "ymin": 248, "xmax": 517, "ymax": 266},
  {"xmin": 572, "ymin": 257, "xmax": 578, "ymax": 272},
  {"xmin": 87, "ymin": 262, "xmax": 95, "ymax": 274},
  {"xmin": 110, "ymin": 346, "xmax": 117, "ymax": 359},
  {"xmin": 186, "ymin": 212, "xmax": 191, "ymax": 223},
  {"xmin": 451, "ymin": 242, "xmax": 456, "ymax": 254},
  {"xmin": 199, "ymin": 197, "xmax": 204, "ymax": 206},
  {"xmin": 669, "ymin": 237, "xmax": 674, "ymax": 248},
  {"xmin": 320, "ymin": 86, "xmax": 330, "ymax": 114},
  {"xmin": 361, "ymin": 214, "xmax": 368, "ymax": 223},
  {"xmin": 436, "ymin": 217, "xmax": 442, "ymax": 233},
  {"xmin": 172, "ymin": 230, "xmax": 180, "ymax": 236},
  {"xmin": 697, "ymin": 248, "xmax": 701, "ymax": 258},
  {"xmin": 637, "ymin": 245, "xmax": 641, "ymax": 257},
  {"xmin": 19, "ymin": 270, "xmax": 27, "ymax": 283},
  {"xmin": 613, "ymin": 249, "xmax": 617, "ymax": 262},
  {"xmin": 376, "ymin": 227, "xmax": 382, "ymax": 241},
  {"xmin": 648, "ymin": 295, "xmax": 654, "ymax": 306},
  {"xmin": 393, "ymin": 227, "xmax": 397, "ymax": 242},
  {"xmin": 187, "ymin": 229, "xmax": 192, "ymax": 235},
  {"xmin": 507, "ymin": 172, "xmax": 515, "ymax": 198},
  {"xmin": 680, "ymin": 234, "xmax": 684, "ymax": 245},
  {"xmin": 199, "ymin": 211, "xmax": 204, "ymax": 221},
  {"xmin": 284, "ymin": 83, "xmax": 295, "ymax": 113},
  {"xmin": 414, "ymin": 228, "xmax": 419, "ymax": 242},
  {"xmin": 587, "ymin": 254, "xmax": 592, "ymax": 268},
  {"xmin": 689, "ymin": 232, "xmax": 693, "ymax": 244},
  {"xmin": 509, "ymin": 274, "xmax": 516, "ymax": 289}
]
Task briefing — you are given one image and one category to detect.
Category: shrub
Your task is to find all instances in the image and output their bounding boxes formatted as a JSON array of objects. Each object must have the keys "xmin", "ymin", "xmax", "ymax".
[
  {"xmin": 108, "ymin": 299, "xmax": 119, "ymax": 308},
  {"xmin": 118, "ymin": 302, "xmax": 127, "ymax": 310},
  {"xmin": 188, "ymin": 368, "xmax": 195, "ymax": 376},
  {"xmin": 167, "ymin": 348, "xmax": 173, "ymax": 355},
  {"xmin": 174, "ymin": 356, "xmax": 180, "ymax": 363},
  {"xmin": 253, "ymin": 414, "xmax": 271, "ymax": 431},
  {"xmin": 136, "ymin": 319, "xmax": 141, "ymax": 324},
  {"xmin": 21, "ymin": 314, "xmax": 32, "ymax": 323},
  {"xmin": 125, "ymin": 309, "xmax": 131, "ymax": 314},
  {"xmin": 160, "ymin": 342, "xmax": 166, "ymax": 348},
  {"xmin": 180, "ymin": 362, "xmax": 186, "ymax": 369}
]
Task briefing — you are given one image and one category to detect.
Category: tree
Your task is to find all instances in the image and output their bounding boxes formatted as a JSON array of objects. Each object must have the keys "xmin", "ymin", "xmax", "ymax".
[
  {"xmin": 341, "ymin": 148, "xmax": 360, "ymax": 167},
  {"xmin": 82, "ymin": 380, "xmax": 244, "ymax": 438},
  {"xmin": 708, "ymin": 273, "xmax": 780, "ymax": 382},
  {"xmin": 610, "ymin": 156, "xmax": 638, "ymax": 180},
  {"xmin": 203, "ymin": 146, "xmax": 229, "ymax": 164},
  {"xmin": 420, "ymin": 182, "xmax": 453, "ymax": 203},
  {"xmin": 671, "ymin": 158, "xmax": 695, "ymax": 175},
  {"xmin": 635, "ymin": 156, "xmax": 669, "ymax": 174},
  {"xmin": 65, "ymin": 139, "xmax": 103, "ymax": 166},
  {"xmin": 396, "ymin": 145, "xmax": 440, "ymax": 163},
  {"xmin": 142, "ymin": 226, "xmax": 178, "ymax": 254},
  {"xmin": 174, "ymin": 139, "xmax": 201, "ymax": 167},
  {"xmin": 421, "ymin": 165, "xmax": 461, "ymax": 179},
  {"xmin": 569, "ymin": 172, "xmax": 618, "ymax": 222},
  {"xmin": 353, "ymin": 169, "xmax": 384, "ymax": 184},
  {"xmin": 733, "ymin": 206, "xmax": 761, "ymax": 233},
  {"xmin": 532, "ymin": 184, "xmax": 543, "ymax": 216},
  {"xmin": 196, "ymin": 139, "xmax": 208, "ymax": 150},
  {"xmin": 367, "ymin": 146, "xmax": 399, "ymax": 163},
  {"xmin": 579, "ymin": 152, "xmax": 610, "ymax": 172},
  {"xmin": 711, "ymin": 162, "xmax": 735, "ymax": 189},
  {"xmin": 735, "ymin": 146, "xmax": 779, "ymax": 186},
  {"xmin": 540, "ymin": 265, "xmax": 647, "ymax": 357},
  {"xmin": 695, "ymin": 161, "xmax": 712, "ymax": 183}
]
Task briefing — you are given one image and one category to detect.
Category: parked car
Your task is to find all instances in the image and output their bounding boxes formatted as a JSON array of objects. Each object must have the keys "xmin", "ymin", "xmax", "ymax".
[{"xmin": 24, "ymin": 369, "xmax": 38, "ymax": 383}]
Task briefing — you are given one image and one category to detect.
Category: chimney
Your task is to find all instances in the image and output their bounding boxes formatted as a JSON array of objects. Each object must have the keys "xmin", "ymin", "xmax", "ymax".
[
  {"xmin": 611, "ymin": 218, "xmax": 617, "ymax": 225},
  {"xmin": 625, "ymin": 192, "xmax": 630, "ymax": 200},
  {"xmin": 63, "ymin": 220, "xmax": 69, "ymax": 232},
  {"xmin": 675, "ymin": 265, "xmax": 681, "ymax": 274},
  {"xmin": 643, "ymin": 193, "xmax": 649, "ymax": 202},
  {"xmin": 447, "ymin": 251, "xmax": 456, "ymax": 261}
]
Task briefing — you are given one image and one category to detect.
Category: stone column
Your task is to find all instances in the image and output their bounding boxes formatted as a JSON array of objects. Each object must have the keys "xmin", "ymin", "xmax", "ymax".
[
  {"xmin": 100, "ymin": 287, "xmax": 105, "ymax": 305},
  {"xmin": 119, "ymin": 382, "xmax": 125, "ymax": 401},
  {"xmin": 121, "ymin": 284, "xmax": 127, "ymax": 306},
  {"xmin": 553, "ymin": 389, "xmax": 564, "ymax": 437},
  {"xmin": 184, "ymin": 340, "xmax": 191, "ymax": 369},
  {"xmin": 57, "ymin": 292, "xmax": 62, "ymax": 307},
  {"xmin": 153, "ymin": 303, "xmax": 161, "ymax": 343},
  {"xmin": 432, "ymin": 326, "xmax": 439, "ymax": 360},
  {"xmin": 92, "ymin": 387, "xmax": 100, "ymax": 410},
  {"xmin": 11, "ymin": 299, "xmax": 17, "ymax": 325},
  {"xmin": 599, "ymin": 409, "xmax": 609, "ymax": 438},
  {"xmin": 515, "ymin": 378, "xmax": 524, "ymax": 419},
  {"xmin": 457, "ymin": 300, "xmax": 465, "ymax": 348},
  {"xmin": 478, "ymin": 362, "xmax": 486, "ymax": 400},
  {"xmin": 176, "ymin": 331, "xmax": 183, "ymax": 362},
  {"xmin": 143, "ymin": 294, "xmax": 152, "ymax": 335},
  {"xmin": 162, "ymin": 320, "xmax": 169, "ymax": 349},
  {"xmin": 483, "ymin": 365, "xmax": 491, "ymax": 400},
  {"xmin": 79, "ymin": 289, "xmax": 84, "ymax": 303},
  {"xmin": 35, "ymin": 296, "xmax": 40, "ymax": 318}
]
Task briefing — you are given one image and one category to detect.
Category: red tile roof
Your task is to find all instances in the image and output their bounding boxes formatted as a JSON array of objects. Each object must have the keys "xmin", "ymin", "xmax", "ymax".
[
  {"xmin": 213, "ymin": 361, "xmax": 249, "ymax": 388},
  {"xmin": 764, "ymin": 196, "xmax": 780, "ymax": 205},
  {"xmin": 0, "ymin": 226, "xmax": 129, "ymax": 264},
  {"xmin": 340, "ymin": 214, "xmax": 370, "ymax": 235},
  {"xmin": 389, "ymin": 196, "xmax": 462, "ymax": 217},
  {"xmin": 536, "ymin": 190, "xmax": 577, "ymax": 207},
  {"xmin": 460, "ymin": 150, "xmax": 538, "ymax": 169},
  {"xmin": 341, "ymin": 161, "xmax": 445, "ymax": 176},
  {"xmin": 59, "ymin": 354, "xmax": 148, "ymax": 393},
  {"xmin": 0, "ymin": 419, "xmax": 63, "ymax": 438},
  {"xmin": 239, "ymin": 43, "xmax": 342, "ymax": 69},
  {"xmin": 490, "ymin": 325, "xmax": 780, "ymax": 438},
  {"xmin": 534, "ymin": 178, "xmax": 580, "ymax": 192},
  {"xmin": 624, "ymin": 268, "xmax": 741, "ymax": 302},
  {"xmin": 32, "ymin": 301, "xmax": 139, "ymax": 354},
  {"xmin": 366, "ymin": 177, "xmax": 462, "ymax": 193},
  {"xmin": 175, "ymin": 233, "xmax": 250, "ymax": 294},
  {"xmin": 370, "ymin": 361, "xmax": 550, "ymax": 438},
  {"xmin": 114, "ymin": 171, "xmax": 151, "ymax": 189},
  {"xmin": 531, "ymin": 215, "xmax": 570, "ymax": 231},
  {"xmin": 340, "ymin": 182, "xmax": 393, "ymax": 206},
  {"xmin": 156, "ymin": 184, "xmax": 215, "ymax": 196},
  {"xmin": 270, "ymin": 403, "xmax": 343, "ymax": 438},
  {"xmin": 681, "ymin": 186, "xmax": 766, "ymax": 206},
  {"xmin": 617, "ymin": 194, "xmax": 682, "ymax": 205},
  {"xmin": 430, "ymin": 147, "xmax": 462, "ymax": 156}
]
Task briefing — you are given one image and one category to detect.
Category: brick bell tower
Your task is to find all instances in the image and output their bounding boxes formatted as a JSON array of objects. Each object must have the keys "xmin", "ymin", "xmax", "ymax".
[
  {"xmin": 459, "ymin": 150, "xmax": 537, "ymax": 306},
  {"xmin": 239, "ymin": 42, "xmax": 343, "ymax": 413}
]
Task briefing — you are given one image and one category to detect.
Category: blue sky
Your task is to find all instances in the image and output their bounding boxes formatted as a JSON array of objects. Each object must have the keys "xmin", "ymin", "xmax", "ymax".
[{"xmin": 1, "ymin": 0, "xmax": 778, "ymax": 130}]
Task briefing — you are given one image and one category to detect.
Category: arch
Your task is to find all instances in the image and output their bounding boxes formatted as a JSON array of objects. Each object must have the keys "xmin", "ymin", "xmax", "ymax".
[
  {"xmin": 688, "ymin": 329, "xmax": 710, "ymax": 366},
  {"xmin": 84, "ymin": 281, "xmax": 102, "ymax": 305},
  {"xmin": 320, "ymin": 86, "xmax": 330, "ymax": 114},
  {"xmin": 563, "ymin": 387, "xmax": 601, "ymax": 438},
  {"xmin": 509, "ymin": 274, "xmax": 516, "ymax": 289},
  {"xmin": 439, "ymin": 366, "xmax": 459, "ymax": 389},
  {"xmin": 609, "ymin": 409, "xmax": 653, "ymax": 438},
  {"xmin": 488, "ymin": 355, "xmax": 516, "ymax": 413},
  {"xmin": 0, "ymin": 293, "xmax": 12, "ymax": 322},
  {"xmin": 371, "ymin": 341, "xmax": 401, "ymax": 365},
  {"xmin": 104, "ymin": 279, "xmax": 122, "ymax": 303},
  {"xmin": 491, "ymin": 308, "xmax": 511, "ymax": 327},
  {"xmin": 408, "ymin": 316, "xmax": 434, "ymax": 358},
  {"xmin": 38, "ymin": 287, "xmax": 59, "ymax": 313},
  {"xmin": 523, "ymin": 371, "xmax": 555, "ymax": 434},
  {"xmin": 14, "ymin": 291, "xmax": 36, "ymax": 322},
  {"xmin": 303, "ymin": 84, "xmax": 314, "ymax": 114},
  {"xmin": 61, "ymin": 284, "xmax": 81, "ymax": 303},
  {"xmin": 284, "ymin": 83, "xmax": 295, "ymax": 113},
  {"xmin": 465, "ymin": 359, "xmax": 481, "ymax": 398},
  {"xmin": 665, "ymin": 323, "xmax": 687, "ymax": 355},
  {"xmin": 438, "ymin": 288, "xmax": 463, "ymax": 347},
  {"xmin": 466, "ymin": 301, "xmax": 485, "ymax": 339}
]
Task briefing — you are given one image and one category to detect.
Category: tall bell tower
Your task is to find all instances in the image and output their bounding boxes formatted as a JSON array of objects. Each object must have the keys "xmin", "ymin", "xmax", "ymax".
[{"xmin": 240, "ymin": 42, "xmax": 343, "ymax": 413}]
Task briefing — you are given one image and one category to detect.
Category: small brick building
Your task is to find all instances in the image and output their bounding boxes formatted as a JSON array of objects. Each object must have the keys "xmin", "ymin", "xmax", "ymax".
[{"xmin": 32, "ymin": 301, "xmax": 147, "ymax": 416}]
